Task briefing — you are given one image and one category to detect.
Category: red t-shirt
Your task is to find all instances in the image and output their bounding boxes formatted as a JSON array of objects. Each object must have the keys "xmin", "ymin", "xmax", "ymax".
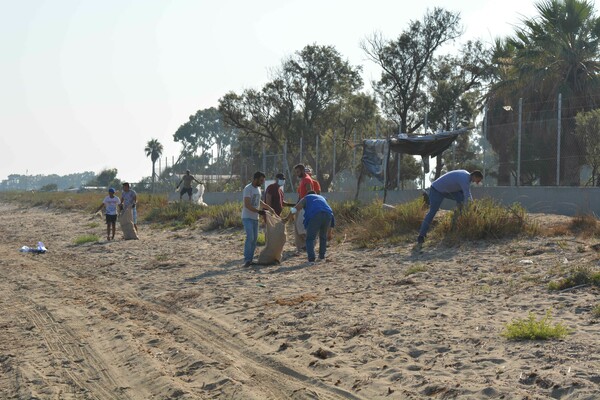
[
  {"xmin": 311, "ymin": 178, "xmax": 321, "ymax": 194},
  {"xmin": 297, "ymin": 176, "xmax": 314, "ymax": 200},
  {"xmin": 265, "ymin": 183, "xmax": 284, "ymax": 216}
]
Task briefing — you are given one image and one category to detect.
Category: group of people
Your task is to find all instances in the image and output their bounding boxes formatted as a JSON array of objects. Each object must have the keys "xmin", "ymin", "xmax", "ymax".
[
  {"xmin": 242, "ymin": 164, "xmax": 334, "ymax": 267},
  {"xmin": 95, "ymin": 182, "xmax": 137, "ymax": 241},
  {"xmin": 95, "ymin": 167, "xmax": 483, "ymax": 259},
  {"xmin": 242, "ymin": 167, "xmax": 483, "ymax": 265}
]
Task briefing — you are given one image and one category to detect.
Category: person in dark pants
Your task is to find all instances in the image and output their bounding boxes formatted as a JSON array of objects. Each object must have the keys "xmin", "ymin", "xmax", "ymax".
[
  {"xmin": 417, "ymin": 169, "xmax": 483, "ymax": 246},
  {"xmin": 291, "ymin": 192, "xmax": 334, "ymax": 263}
]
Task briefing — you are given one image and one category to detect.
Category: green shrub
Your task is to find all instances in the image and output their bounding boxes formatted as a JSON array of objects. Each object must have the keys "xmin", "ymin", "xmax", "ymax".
[
  {"xmin": 405, "ymin": 264, "xmax": 428, "ymax": 275},
  {"xmin": 433, "ymin": 198, "xmax": 538, "ymax": 244},
  {"xmin": 502, "ymin": 311, "xmax": 570, "ymax": 340},
  {"xmin": 548, "ymin": 265, "xmax": 600, "ymax": 290},
  {"xmin": 257, "ymin": 231, "xmax": 266, "ymax": 246},
  {"xmin": 144, "ymin": 201, "xmax": 242, "ymax": 230},
  {"xmin": 592, "ymin": 304, "xmax": 600, "ymax": 318},
  {"xmin": 74, "ymin": 234, "xmax": 99, "ymax": 245},
  {"xmin": 337, "ymin": 199, "xmax": 425, "ymax": 247}
]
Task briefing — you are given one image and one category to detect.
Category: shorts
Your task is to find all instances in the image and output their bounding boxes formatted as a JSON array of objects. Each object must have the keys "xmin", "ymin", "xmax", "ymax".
[
  {"xmin": 105, "ymin": 214, "xmax": 117, "ymax": 224},
  {"xmin": 180, "ymin": 187, "xmax": 193, "ymax": 196}
]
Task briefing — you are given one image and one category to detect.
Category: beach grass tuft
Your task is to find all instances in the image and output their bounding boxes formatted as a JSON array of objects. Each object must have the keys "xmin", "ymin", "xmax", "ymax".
[
  {"xmin": 502, "ymin": 310, "xmax": 570, "ymax": 340},
  {"xmin": 74, "ymin": 234, "xmax": 99, "ymax": 245},
  {"xmin": 548, "ymin": 265, "xmax": 600, "ymax": 291}
]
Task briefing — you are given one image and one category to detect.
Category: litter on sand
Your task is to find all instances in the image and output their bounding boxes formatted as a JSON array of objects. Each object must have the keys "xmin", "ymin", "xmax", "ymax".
[{"xmin": 20, "ymin": 242, "xmax": 47, "ymax": 254}]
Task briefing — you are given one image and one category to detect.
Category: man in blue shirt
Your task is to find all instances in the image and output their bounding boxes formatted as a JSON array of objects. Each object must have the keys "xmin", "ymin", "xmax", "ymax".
[
  {"xmin": 291, "ymin": 192, "xmax": 334, "ymax": 263},
  {"xmin": 417, "ymin": 170, "xmax": 483, "ymax": 246}
]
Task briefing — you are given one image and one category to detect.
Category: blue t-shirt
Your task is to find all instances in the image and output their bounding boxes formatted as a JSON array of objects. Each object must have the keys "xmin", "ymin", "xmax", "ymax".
[
  {"xmin": 298, "ymin": 194, "xmax": 334, "ymax": 229},
  {"xmin": 431, "ymin": 170, "xmax": 472, "ymax": 202}
]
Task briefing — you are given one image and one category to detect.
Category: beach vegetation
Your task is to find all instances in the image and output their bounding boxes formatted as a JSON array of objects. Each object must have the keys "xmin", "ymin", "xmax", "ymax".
[
  {"xmin": 502, "ymin": 310, "xmax": 570, "ymax": 340},
  {"xmin": 74, "ymin": 234, "xmax": 100, "ymax": 245},
  {"xmin": 432, "ymin": 198, "xmax": 538, "ymax": 244},
  {"xmin": 547, "ymin": 265, "xmax": 600, "ymax": 291}
]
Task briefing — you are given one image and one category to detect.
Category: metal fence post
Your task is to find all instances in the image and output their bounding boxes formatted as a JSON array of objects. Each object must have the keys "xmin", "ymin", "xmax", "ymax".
[
  {"xmin": 315, "ymin": 135, "xmax": 319, "ymax": 177},
  {"xmin": 556, "ymin": 92, "xmax": 562, "ymax": 186},
  {"xmin": 517, "ymin": 97, "xmax": 522, "ymax": 186},
  {"xmin": 332, "ymin": 129, "xmax": 336, "ymax": 184},
  {"xmin": 262, "ymin": 140, "xmax": 266, "ymax": 174},
  {"xmin": 483, "ymin": 104, "xmax": 488, "ymax": 186}
]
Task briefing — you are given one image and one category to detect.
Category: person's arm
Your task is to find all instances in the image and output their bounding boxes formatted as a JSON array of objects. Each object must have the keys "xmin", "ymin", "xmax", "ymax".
[
  {"xmin": 461, "ymin": 177, "xmax": 472, "ymax": 203},
  {"xmin": 303, "ymin": 180, "xmax": 313, "ymax": 194},
  {"xmin": 94, "ymin": 202, "xmax": 105, "ymax": 213},
  {"xmin": 260, "ymin": 200, "xmax": 275, "ymax": 213},
  {"xmin": 293, "ymin": 197, "xmax": 306, "ymax": 212},
  {"xmin": 176, "ymin": 179, "xmax": 183, "ymax": 189},
  {"xmin": 265, "ymin": 191, "xmax": 273, "ymax": 209},
  {"xmin": 244, "ymin": 196, "xmax": 261, "ymax": 213}
]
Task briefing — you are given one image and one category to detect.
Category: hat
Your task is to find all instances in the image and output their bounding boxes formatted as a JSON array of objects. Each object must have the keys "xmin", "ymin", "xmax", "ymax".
[
  {"xmin": 108, "ymin": 188, "xmax": 115, "ymax": 193},
  {"xmin": 275, "ymin": 173, "xmax": 285, "ymax": 179}
]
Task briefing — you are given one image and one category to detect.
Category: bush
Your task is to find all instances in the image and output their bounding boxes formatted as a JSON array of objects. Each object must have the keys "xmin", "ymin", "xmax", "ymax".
[
  {"xmin": 548, "ymin": 265, "xmax": 600, "ymax": 291},
  {"xmin": 144, "ymin": 201, "xmax": 242, "ymax": 230},
  {"xmin": 433, "ymin": 198, "xmax": 538, "ymax": 244},
  {"xmin": 333, "ymin": 199, "xmax": 426, "ymax": 247},
  {"xmin": 74, "ymin": 234, "xmax": 99, "ymax": 245},
  {"xmin": 568, "ymin": 214, "xmax": 599, "ymax": 237},
  {"xmin": 502, "ymin": 311, "xmax": 570, "ymax": 340}
]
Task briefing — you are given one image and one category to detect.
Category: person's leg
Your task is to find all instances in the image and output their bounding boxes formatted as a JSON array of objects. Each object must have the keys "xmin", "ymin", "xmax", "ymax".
[
  {"xmin": 106, "ymin": 216, "xmax": 111, "ymax": 240},
  {"xmin": 318, "ymin": 213, "xmax": 332, "ymax": 260},
  {"xmin": 305, "ymin": 217, "xmax": 320, "ymax": 262},
  {"xmin": 111, "ymin": 221, "xmax": 116, "ymax": 239},
  {"xmin": 418, "ymin": 188, "xmax": 444, "ymax": 239},
  {"xmin": 242, "ymin": 218, "xmax": 258, "ymax": 263},
  {"xmin": 133, "ymin": 208, "xmax": 138, "ymax": 231}
]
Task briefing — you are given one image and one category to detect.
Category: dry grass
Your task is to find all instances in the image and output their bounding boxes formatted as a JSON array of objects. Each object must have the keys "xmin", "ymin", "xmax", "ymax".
[
  {"xmin": 274, "ymin": 294, "xmax": 319, "ymax": 306},
  {"xmin": 432, "ymin": 198, "xmax": 539, "ymax": 244}
]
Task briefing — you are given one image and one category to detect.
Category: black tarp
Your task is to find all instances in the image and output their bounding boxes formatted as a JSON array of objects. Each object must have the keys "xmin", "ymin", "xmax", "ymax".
[{"xmin": 361, "ymin": 128, "xmax": 469, "ymax": 181}]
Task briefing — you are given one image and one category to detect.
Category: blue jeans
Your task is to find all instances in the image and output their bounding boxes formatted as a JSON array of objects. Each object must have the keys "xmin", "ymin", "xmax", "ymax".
[
  {"xmin": 305, "ymin": 212, "xmax": 332, "ymax": 262},
  {"xmin": 242, "ymin": 218, "xmax": 259, "ymax": 263},
  {"xmin": 418, "ymin": 187, "xmax": 464, "ymax": 237}
]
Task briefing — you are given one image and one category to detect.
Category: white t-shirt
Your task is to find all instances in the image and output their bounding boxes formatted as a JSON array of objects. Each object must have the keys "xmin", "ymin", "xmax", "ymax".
[
  {"xmin": 241, "ymin": 183, "xmax": 261, "ymax": 220},
  {"xmin": 103, "ymin": 195, "xmax": 120, "ymax": 215}
]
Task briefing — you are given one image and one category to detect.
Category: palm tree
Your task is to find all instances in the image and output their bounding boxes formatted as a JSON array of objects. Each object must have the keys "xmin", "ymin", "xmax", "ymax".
[
  {"xmin": 145, "ymin": 139, "xmax": 163, "ymax": 192},
  {"xmin": 486, "ymin": 0, "xmax": 600, "ymax": 185}
]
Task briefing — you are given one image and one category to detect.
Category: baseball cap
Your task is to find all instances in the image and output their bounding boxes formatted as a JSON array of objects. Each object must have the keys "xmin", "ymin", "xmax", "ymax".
[{"xmin": 108, "ymin": 188, "xmax": 115, "ymax": 193}]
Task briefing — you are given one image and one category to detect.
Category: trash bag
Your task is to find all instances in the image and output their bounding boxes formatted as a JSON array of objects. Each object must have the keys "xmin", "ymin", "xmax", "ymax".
[
  {"xmin": 20, "ymin": 242, "xmax": 47, "ymax": 254},
  {"xmin": 293, "ymin": 208, "xmax": 306, "ymax": 251},
  {"xmin": 119, "ymin": 207, "xmax": 139, "ymax": 240},
  {"xmin": 192, "ymin": 183, "xmax": 207, "ymax": 206},
  {"xmin": 257, "ymin": 212, "xmax": 286, "ymax": 264}
]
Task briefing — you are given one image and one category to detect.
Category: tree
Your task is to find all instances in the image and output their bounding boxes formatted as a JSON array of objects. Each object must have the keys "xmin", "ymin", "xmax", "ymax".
[
  {"xmin": 173, "ymin": 107, "xmax": 236, "ymax": 174},
  {"xmin": 219, "ymin": 44, "xmax": 366, "ymax": 188},
  {"xmin": 426, "ymin": 41, "xmax": 491, "ymax": 178},
  {"xmin": 145, "ymin": 139, "xmax": 163, "ymax": 192},
  {"xmin": 362, "ymin": 8, "xmax": 462, "ymax": 134},
  {"xmin": 486, "ymin": 0, "xmax": 600, "ymax": 185},
  {"xmin": 575, "ymin": 109, "xmax": 600, "ymax": 186}
]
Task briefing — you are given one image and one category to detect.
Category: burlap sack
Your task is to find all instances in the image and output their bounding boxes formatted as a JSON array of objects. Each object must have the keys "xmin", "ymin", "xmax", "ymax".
[
  {"xmin": 294, "ymin": 208, "xmax": 306, "ymax": 251},
  {"xmin": 119, "ymin": 207, "xmax": 139, "ymax": 240},
  {"xmin": 257, "ymin": 212, "xmax": 286, "ymax": 264}
]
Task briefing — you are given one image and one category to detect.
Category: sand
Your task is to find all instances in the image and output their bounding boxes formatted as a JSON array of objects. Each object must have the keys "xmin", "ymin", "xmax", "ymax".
[{"xmin": 0, "ymin": 202, "xmax": 599, "ymax": 399}]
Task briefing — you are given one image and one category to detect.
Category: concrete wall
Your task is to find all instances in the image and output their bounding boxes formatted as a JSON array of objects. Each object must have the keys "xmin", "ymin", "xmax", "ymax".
[{"xmin": 173, "ymin": 187, "xmax": 600, "ymax": 217}]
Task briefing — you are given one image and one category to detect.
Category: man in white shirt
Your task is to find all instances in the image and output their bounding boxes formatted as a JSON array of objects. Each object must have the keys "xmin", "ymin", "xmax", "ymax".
[{"xmin": 242, "ymin": 171, "xmax": 274, "ymax": 267}]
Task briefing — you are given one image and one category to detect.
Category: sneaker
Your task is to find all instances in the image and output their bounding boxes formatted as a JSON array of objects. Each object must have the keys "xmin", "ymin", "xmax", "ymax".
[{"xmin": 243, "ymin": 261, "xmax": 253, "ymax": 268}]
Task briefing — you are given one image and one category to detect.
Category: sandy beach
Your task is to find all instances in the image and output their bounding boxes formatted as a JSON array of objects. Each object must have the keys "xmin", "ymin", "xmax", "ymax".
[{"xmin": 1, "ymin": 202, "xmax": 599, "ymax": 399}]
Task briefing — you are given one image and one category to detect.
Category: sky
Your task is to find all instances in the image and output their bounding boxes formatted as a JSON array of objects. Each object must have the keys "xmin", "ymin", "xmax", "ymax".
[{"xmin": 0, "ymin": 0, "xmax": 541, "ymax": 183}]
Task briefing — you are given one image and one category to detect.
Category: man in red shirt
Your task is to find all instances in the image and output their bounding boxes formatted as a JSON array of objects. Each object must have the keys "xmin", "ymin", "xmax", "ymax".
[
  {"xmin": 292, "ymin": 164, "xmax": 314, "ymax": 252},
  {"xmin": 265, "ymin": 173, "xmax": 294, "ymax": 216},
  {"xmin": 294, "ymin": 164, "xmax": 314, "ymax": 200}
]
